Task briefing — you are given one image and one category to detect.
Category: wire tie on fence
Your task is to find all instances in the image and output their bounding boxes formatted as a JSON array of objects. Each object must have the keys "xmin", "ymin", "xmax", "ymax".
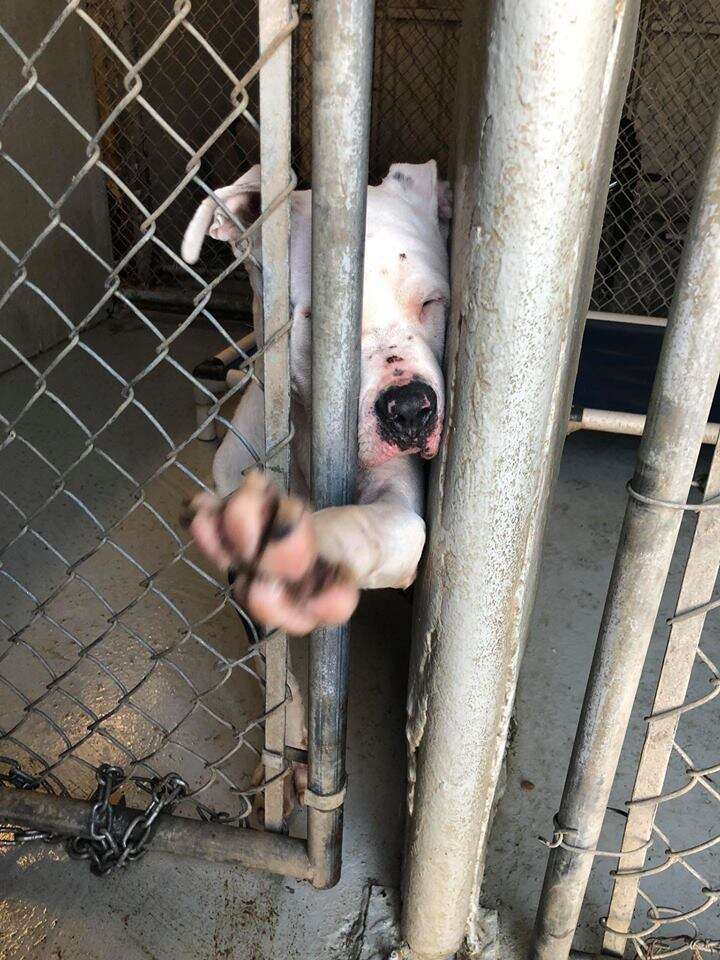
[
  {"xmin": 538, "ymin": 815, "xmax": 653, "ymax": 858},
  {"xmin": 667, "ymin": 596, "xmax": 720, "ymax": 625},
  {"xmin": 304, "ymin": 778, "xmax": 348, "ymax": 813},
  {"xmin": 626, "ymin": 480, "xmax": 720, "ymax": 512}
]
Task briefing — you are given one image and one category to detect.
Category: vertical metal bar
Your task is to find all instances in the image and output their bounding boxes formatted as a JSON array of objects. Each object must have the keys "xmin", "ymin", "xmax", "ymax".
[
  {"xmin": 307, "ymin": 0, "xmax": 374, "ymax": 889},
  {"xmin": 602, "ymin": 441, "xmax": 720, "ymax": 956},
  {"xmin": 258, "ymin": 0, "xmax": 293, "ymax": 833},
  {"xmin": 533, "ymin": 105, "xmax": 720, "ymax": 960},
  {"xmin": 401, "ymin": 3, "xmax": 639, "ymax": 958}
]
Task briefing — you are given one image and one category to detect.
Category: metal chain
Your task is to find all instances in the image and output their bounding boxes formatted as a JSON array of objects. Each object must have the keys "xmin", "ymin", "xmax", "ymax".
[
  {"xmin": 1, "ymin": 759, "xmax": 187, "ymax": 876},
  {"xmin": 67, "ymin": 764, "xmax": 188, "ymax": 876}
]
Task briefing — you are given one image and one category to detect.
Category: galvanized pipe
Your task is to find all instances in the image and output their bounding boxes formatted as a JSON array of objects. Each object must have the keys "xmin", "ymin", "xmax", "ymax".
[
  {"xmin": 307, "ymin": 0, "xmax": 374, "ymax": 890},
  {"xmin": 258, "ymin": 0, "xmax": 293, "ymax": 833},
  {"xmin": 0, "ymin": 786, "xmax": 312, "ymax": 880},
  {"xmin": 532, "ymin": 106, "xmax": 720, "ymax": 960},
  {"xmin": 567, "ymin": 407, "xmax": 720, "ymax": 444},
  {"xmin": 401, "ymin": 2, "xmax": 639, "ymax": 958}
]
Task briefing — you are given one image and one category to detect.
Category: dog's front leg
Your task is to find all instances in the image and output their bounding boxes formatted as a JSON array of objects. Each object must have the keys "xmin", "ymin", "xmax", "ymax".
[
  {"xmin": 184, "ymin": 457, "xmax": 425, "ymax": 632},
  {"xmin": 313, "ymin": 456, "xmax": 426, "ymax": 591}
]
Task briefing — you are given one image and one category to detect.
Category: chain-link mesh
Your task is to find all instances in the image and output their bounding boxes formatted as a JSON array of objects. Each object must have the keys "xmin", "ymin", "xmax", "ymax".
[
  {"xmin": 84, "ymin": 0, "xmax": 261, "ymax": 292},
  {"xmin": 84, "ymin": 0, "xmax": 463, "ymax": 291},
  {"xmin": 539, "ymin": 465, "xmax": 720, "ymax": 958},
  {"xmin": 600, "ymin": 466, "xmax": 720, "ymax": 958},
  {"xmin": 0, "ymin": 0, "xmax": 296, "ymax": 831},
  {"xmin": 292, "ymin": 0, "xmax": 462, "ymax": 188},
  {"xmin": 591, "ymin": 0, "xmax": 720, "ymax": 317},
  {"xmin": 82, "ymin": 0, "xmax": 720, "ymax": 317},
  {"xmin": 368, "ymin": 1, "xmax": 461, "ymax": 182}
]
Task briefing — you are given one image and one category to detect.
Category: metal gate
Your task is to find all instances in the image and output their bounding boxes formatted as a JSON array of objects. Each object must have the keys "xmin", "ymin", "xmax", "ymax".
[
  {"xmin": 0, "ymin": 0, "xmax": 371, "ymax": 886},
  {"xmin": 530, "ymin": 6, "xmax": 720, "ymax": 956},
  {"xmin": 532, "ymin": 103, "xmax": 720, "ymax": 958}
]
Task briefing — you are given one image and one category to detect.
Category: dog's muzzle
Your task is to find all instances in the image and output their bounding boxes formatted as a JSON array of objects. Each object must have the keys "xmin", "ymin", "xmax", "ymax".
[{"xmin": 374, "ymin": 380, "xmax": 438, "ymax": 452}]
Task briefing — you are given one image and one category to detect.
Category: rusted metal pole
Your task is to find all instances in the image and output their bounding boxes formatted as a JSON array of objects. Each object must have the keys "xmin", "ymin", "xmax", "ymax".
[
  {"xmin": 533, "ymin": 105, "xmax": 720, "ymax": 960},
  {"xmin": 0, "ymin": 786, "xmax": 312, "ymax": 880},
  {"xmin": 402, "ymin": 2, "xmax": 639, "ymax": 958},
  {"xmin": 307, "ymin": 0, "xmax": 374, "ymax": 889}
]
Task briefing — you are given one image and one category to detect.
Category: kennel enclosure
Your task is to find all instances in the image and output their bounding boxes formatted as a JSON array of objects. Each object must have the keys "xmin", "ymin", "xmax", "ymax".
[
  {"xmin": 3, "ymin": 2, "xmax": 720, "ymax": 959},
  {"xmin": 0, "ymin": 0, "xmax": 364, "ymax": 887}
]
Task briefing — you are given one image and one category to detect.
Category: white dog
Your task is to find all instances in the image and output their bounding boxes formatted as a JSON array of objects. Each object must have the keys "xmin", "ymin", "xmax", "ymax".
[{"xmin": 181, "ymin": 161, "xmax": 451, "ymax": 818}]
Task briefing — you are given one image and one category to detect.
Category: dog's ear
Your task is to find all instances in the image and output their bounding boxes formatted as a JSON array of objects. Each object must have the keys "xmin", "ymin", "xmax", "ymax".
[
  {"xmin": 181, "ymin": 165, "xmax": 262, "ymax": 264},
  {"xmin": 382, "ymin": 160, "xmax": 451, "ymax": 224}
]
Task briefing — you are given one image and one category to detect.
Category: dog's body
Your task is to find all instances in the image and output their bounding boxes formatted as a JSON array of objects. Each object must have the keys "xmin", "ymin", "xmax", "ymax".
[
  {"xmin": 182, "ymin": 161, "xmax": 451, "ymax": 819},
  {"xmin": 183, "ymin": 159, "xmax": 451, "ymax": 604}
]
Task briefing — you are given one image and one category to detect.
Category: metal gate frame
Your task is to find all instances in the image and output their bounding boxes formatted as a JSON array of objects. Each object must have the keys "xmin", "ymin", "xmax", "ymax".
[
  {"xmin": 533, "ymin": 101, "xmax": 720, "ymax": 960},
  {"xmin": 0, "ymin": 0, "xmax": 372, "ymax": 888}
]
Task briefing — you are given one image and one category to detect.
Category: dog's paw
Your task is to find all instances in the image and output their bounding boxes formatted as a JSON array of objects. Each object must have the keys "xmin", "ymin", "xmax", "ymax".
[
  {"xmin": 249, "ymin": 760, "xmax": 308, "ymax": 829},
  {"xmin": 182, "ymin": 471, "xmax": 359, "ymax": 633}
]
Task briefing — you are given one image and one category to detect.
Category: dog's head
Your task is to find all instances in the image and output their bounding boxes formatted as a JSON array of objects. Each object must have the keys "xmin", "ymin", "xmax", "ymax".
[{"xmin": 182, "ymin": 160, "xmax": 451, "ymax": 470}]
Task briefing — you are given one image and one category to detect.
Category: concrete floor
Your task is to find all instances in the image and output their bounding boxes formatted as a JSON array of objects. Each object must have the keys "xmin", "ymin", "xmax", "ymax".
[{"xmin": 1, "ymin": 315, "xmax": 719, "ymax": 959}]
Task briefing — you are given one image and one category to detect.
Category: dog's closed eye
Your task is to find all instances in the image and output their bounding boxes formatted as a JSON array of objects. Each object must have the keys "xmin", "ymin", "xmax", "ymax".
[{"xmin": 420, "ymin": 296, "xmax": 447, "ymax": 322}]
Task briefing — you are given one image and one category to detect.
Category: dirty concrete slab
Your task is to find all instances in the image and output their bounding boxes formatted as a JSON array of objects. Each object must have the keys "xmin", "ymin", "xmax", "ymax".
[{"xmin": 0, "ymin": 585, "xmax": 410, "ymax": 960}]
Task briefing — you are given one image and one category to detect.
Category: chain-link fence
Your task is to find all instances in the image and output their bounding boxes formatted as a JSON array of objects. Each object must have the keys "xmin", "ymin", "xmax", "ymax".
[
  {"xmin": 599, "ymin": 453, "xmax": 720, "ymax": 960},
  {"xmin": 83, "ymin": 0, "xmax": 262, "ymax": 296},
  {"xmin": 72, "ymin": 0, "xmax": 720, "ymax": 322},
  {"xmin": 79, "ymin": 0, "xmax": 463, "ymax": 297},
  {"xmin": 292, "ymin": 0, "xmax": 462, "ymax": 188},
  {"xmin": 591, "ymin": 0, "xmax": 720, "ymax": 318},
  {"xmin": 539, "ymin": 456, "xmax": 720, "ymax": 958},
  {"xmin": 0, "ymin": 0, "xmax": 320, "ymax": 878}
]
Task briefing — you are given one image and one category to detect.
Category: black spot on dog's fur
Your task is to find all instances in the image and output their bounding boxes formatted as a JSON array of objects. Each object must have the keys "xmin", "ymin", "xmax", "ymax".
[{"xmin": 399, "ymin": 252, "xmax": 407, "ymax": 261}]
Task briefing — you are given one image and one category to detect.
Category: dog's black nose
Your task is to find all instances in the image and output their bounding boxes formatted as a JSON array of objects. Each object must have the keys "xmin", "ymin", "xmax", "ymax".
[{"xmin": 375, "ymin": 381, "xmax": 437, "ymax": 447}]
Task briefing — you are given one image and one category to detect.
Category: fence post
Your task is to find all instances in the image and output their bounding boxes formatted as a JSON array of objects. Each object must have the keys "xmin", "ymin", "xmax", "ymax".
[
  {"xmin": 306, "ymin": 0, "xmax": 374, "ymax": 889},
  {"xmin": 401, "ymin": 2, "xmax": 639, "ymax": 957},
  {"xmin": 258, "ymin": 0, "xmax": 293, "ymax": 834},
  {"xmin": 532, "ymin": 105, "xmax": 720, "ymax": 960}
]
